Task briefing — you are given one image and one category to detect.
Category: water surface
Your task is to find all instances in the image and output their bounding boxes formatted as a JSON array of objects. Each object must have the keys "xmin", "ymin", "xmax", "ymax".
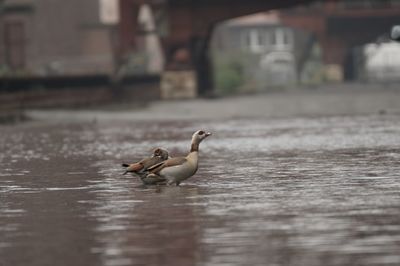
[{"xmin": 1, "ymin": 114, "xmax": 400, "ymax": 266}]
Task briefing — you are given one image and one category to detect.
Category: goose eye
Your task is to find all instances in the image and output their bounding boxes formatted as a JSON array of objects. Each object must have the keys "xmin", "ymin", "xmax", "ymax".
[{"xmin": 198, "ymin": 131, "xmax": 204, "ymax": 135}]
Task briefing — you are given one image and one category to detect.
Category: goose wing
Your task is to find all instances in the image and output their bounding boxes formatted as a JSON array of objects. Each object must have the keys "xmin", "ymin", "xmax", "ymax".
[
  {"xmin": 140, "ymin": 156, "xmax": 164, "ymax": 169},
  {"xmin": 122, "ymin": 156, "xmax": 164, "ymax": 175},
  {"xmin": 147, "ymin": 157, "xmax": 187, "ymax": 174}
]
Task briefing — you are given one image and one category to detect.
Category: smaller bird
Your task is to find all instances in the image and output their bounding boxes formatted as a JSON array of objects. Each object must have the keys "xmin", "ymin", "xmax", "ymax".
[{"xmin": 122, "ymin": 148, "xmax": 169, "ymax": 177}]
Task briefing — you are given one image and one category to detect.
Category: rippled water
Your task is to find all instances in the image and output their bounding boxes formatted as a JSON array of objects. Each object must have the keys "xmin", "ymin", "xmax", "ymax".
[{"xmin": 1, "ymin": 114, "xmax": 400, "ymax": 266}]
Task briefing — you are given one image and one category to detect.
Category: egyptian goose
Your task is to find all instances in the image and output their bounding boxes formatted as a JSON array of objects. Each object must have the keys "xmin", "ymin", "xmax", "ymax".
[
  {"xmin": 145, "ymin": 130, "xmax": 212, "ymax": 186},
  {"xmin": 122, "ymin": 148, "xmax": 169, "ymax": 177}
]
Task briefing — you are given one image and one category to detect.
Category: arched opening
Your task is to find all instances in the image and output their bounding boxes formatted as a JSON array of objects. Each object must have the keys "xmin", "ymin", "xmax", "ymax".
[
  {"xmin": 118, "ymin": 0, "xmax": 318, "ymax": 98},
  {"xmin": 208, "ymin": 1, "xmax": 400, "ymax": 95},
  {"xmin": 117, "ymin": 0, "xmax": 400, "ymax": 98}
]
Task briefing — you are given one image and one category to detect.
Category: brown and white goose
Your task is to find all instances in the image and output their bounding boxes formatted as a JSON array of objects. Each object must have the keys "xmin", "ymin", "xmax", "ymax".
[
  {"xmin": 122, "ymin": 148, "xmax": 169, "ymax": 177},
  {"xmin": 145, "ymin": 130, "xmax": 212, "ymax": 186}
]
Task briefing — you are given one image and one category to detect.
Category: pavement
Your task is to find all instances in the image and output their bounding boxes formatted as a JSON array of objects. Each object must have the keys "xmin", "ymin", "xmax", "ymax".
[{"xmin": 26, "ymin": 82, "xmax": 400, "ymax": 122}]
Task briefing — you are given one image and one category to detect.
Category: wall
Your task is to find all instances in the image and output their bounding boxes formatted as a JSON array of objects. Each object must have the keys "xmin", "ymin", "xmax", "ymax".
[{"xmin": 0, "ymin": 0, "xmax": 116, "ymax": 77}]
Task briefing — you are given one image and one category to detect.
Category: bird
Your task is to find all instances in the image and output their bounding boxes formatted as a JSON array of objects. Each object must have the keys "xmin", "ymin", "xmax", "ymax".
[
  {"xmin": 144, "ymin": 130, "xmax": 212, "ymax": 186},
  {"xmin": 121, "ymin": 148, "xmax": 169, "ymax": 177}
]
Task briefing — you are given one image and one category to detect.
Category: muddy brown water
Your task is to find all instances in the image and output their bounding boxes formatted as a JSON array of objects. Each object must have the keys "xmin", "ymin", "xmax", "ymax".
[{"xmin": 1, "ymin": 114, "xmax": 400, "ymax": 266}]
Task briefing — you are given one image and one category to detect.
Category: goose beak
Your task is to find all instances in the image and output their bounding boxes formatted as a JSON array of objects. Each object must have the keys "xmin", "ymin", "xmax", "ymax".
[{"xmin": 205, "ymin": 132, "xmax": 212, "ymax": 137}]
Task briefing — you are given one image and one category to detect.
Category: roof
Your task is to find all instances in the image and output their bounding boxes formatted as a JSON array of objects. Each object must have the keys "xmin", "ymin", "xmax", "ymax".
[{"xmin": 224, "ymin": 11, "xmax": 281, "ymax": 27}]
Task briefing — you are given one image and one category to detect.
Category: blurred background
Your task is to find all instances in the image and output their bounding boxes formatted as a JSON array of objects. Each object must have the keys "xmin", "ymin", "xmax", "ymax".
[
  {"xmin": 1, "ymin": 0, "xmax": 400, "ymax": 118},
  {"xmin": 2, "ymin": 2, "xmax": 400, "ymax": 266}
]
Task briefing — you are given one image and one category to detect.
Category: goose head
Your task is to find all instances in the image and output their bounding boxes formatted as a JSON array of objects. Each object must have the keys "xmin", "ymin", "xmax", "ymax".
[{"xmin": 192, "ymin": 130, "xmax": 212, "ymax": 144}]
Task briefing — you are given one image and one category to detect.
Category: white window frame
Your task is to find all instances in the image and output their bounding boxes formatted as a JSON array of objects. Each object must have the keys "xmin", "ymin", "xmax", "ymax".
[{"xmin": 241, "ymin": 29, "xmax": 265, "ymax": 53}]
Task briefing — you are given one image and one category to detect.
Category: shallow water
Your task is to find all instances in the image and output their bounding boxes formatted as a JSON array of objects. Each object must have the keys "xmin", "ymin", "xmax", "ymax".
[{"xmin": 1, "ymin": 114, "xmax": 400, "ymax": 266}]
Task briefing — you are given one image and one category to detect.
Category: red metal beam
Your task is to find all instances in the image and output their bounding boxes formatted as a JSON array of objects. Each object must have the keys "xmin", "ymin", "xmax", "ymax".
[{"xmin": 118, "ymin": 0, "xmax": 316, "ymax": 52}]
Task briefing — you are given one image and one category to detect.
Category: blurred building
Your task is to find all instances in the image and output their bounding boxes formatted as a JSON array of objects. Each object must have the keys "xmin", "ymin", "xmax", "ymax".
[
  {"xmin": 211, "ymin": 0, "xmax": 400, "ymax": 93},
  {"xmin": 0, "ymin": 0, "xmax": 118, "ymax": 77},
  {"xmin": 212, "ymin": 12, "xmax": 313, "ymax": 92},
  {"xmin": 280, "ymin": 0, "xmax": 400, "ymax": 81}
]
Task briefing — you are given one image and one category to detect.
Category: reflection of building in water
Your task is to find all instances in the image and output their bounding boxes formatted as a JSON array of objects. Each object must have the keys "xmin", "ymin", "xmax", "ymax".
[{"xmin": 91, "ymin": 181, "xmax": 203, "ymax": 266}]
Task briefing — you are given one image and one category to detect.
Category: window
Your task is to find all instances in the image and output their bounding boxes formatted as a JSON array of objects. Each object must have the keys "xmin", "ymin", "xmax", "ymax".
[
  {"xmin": 99, "ymin": 0, "xmax": 119, "ymax": 24},
  {"xmin": 271, "ymin": 28, "xmax": 293, "ymax": 51},
  {"xmin": 241, "ymin": 29, "xmax": 265, "ymax": 53},
  {"xmin": 241, "ymin": 27, "xmax": 293, "ymax": 52}
]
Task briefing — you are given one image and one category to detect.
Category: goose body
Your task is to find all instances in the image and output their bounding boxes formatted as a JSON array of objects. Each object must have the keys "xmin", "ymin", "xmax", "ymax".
[{"xmin": 145, "ymin": 130, "xmax": 211, "ymax": 185}]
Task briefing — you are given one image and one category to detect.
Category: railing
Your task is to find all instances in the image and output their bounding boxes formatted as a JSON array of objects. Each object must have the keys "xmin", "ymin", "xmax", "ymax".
[{"xmin": 0, "ymin": 74, "xmax": 161, "ymax": 110}]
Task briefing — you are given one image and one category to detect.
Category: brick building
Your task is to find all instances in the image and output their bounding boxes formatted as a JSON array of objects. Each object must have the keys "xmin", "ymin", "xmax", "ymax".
[
  {"xmin": 0, "ymin": 0, "xmax": 117, "ymax": 77},
  {"xmin": 280, "ymin": 0, "xmax": 400, "ymax": 80}
]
